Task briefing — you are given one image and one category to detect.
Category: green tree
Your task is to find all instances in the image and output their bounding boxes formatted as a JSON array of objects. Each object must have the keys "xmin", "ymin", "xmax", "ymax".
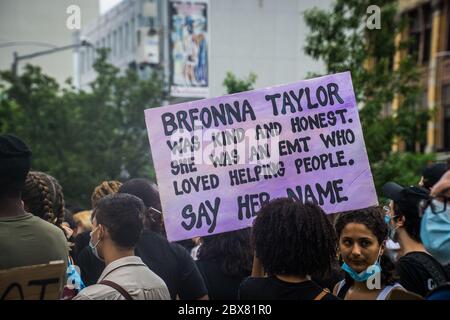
[
  {"xmin": 223, "ymin": 71, "xmax": 257, "ymax": 94},
  {"xmin": 0, "ymin": 49, "xmax": 164, "ymax": 207},
  {"xmin": 304, "ymin": 0, "xmax": 433, "ymax": 194},
  {"xmin": 372, "ymin": 152, "xmax": 435, "ymax": 202}
]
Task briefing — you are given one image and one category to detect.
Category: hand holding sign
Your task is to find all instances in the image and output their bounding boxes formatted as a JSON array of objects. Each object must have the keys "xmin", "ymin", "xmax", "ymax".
[{"xmin": 145, "ymin": 72, "xmax": 378, "ymax": 241}]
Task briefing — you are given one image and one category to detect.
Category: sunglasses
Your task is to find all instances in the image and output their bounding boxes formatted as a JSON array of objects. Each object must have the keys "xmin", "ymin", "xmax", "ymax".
[{"xmin": 418, "ymin": 188, "xmax": 450, "ymax": 217}]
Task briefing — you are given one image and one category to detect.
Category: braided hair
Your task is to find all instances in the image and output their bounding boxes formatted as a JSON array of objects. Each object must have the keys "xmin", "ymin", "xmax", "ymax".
[
  {"xmin": 91, "ymin": 180, "xmax": 122, "ymax": 208},
  {"xmin": 22, "ymin": 171, "xmax": 65, "ymax": 226}
]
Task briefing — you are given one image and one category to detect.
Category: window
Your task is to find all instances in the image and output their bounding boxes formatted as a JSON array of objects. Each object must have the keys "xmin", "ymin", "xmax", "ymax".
[
  {"xmin": 443, "ymin": 85, "xmax": 450, "ymax": 150},
  {"xmin": 137, "ymin": 28, "xmax": 141, "ymax": 46},
  {"xmin": 423, "ymin": 3, "xmax": 431, "ymax": 63},
  {"xmin": 407, "ymin": 3, "xmax": 433, "ymax": 65},
  {"xmin": 408, "ymin": 10, "xmax": 420, "ymax": 58},
  {"xmin": 113, "ymin": 30, "xmax": 117, "ymax": 57},
  {"xmin": 131, "ymin": 18, "xmax": 136, "ymax": 49},
  {"xmin": 118, "ymin": 26, "xmax": 123, "ymax": 57},
  {"xmin": 447, "ymin": 5, "xmax": 450, "ymax": 51},
  {"xmin": 107, "ymin": 34, "xmax": 112, "ymax": 53},
  {"xmin": 124, "ymin": 22, "xmax": 129, "ymax": 52}
]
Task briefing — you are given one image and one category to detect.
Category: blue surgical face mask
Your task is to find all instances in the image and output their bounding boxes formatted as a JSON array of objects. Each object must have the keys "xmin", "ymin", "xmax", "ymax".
[
  {"xmin": 384, "ymin": 214, "xmax": 391, "ymax": 225},
  {"xmin": 420, "ymin": 201, "xmax": 450, "ymax": 265},
  {"xmin": 341, "ymin": 246, "xmax": 383, "ymax": 282},
  {"xmin": 89, "ymin": 226, "xmax": 104, "ymax": 262}
]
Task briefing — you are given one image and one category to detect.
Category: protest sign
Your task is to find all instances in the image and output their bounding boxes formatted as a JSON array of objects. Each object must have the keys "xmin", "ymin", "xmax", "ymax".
[
  {"xmin": 145, "ymin": 71, "xmax": 378, "ymax": 241},
  {"xmin": 0, "ymin": 261, "xmax": 65, "ymax": 300}
]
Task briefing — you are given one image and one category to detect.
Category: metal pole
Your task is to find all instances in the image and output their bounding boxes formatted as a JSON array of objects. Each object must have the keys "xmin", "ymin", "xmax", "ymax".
[
  {"xmin": 10, "ymin": 41, "xmax": 91, "ymax": 78},
  {"xmin": 12, "ymin": 51, "xmax": 18, "ymax": 77}
]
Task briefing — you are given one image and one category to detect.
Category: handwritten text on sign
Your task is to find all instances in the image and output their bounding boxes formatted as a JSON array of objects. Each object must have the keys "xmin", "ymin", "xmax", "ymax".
[{"xmin": 145, "ymin": 72, "xmax": 377, "ymax": 241}]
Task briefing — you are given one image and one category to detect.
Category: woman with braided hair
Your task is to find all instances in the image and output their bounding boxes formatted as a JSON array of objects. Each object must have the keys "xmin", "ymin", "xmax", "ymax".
[
  {"xmin": 22, "ymin": 171, "xmax": 76, "ymax": 252},
  {"xmin": 91, "ymin": 180, "xmax": 122, "ymax": 208},
  {"xmin": 22, "ymin": 171, "xmax": 65, "ymax": 227},
  {"xmin": 21, "ymin": 170, "xmax": 85, "ymax": 298}
]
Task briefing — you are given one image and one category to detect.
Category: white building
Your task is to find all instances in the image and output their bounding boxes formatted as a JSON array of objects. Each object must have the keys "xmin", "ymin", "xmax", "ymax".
[
  {"xmin": 75, "ymin": 0, "xmax": 158, "ymax": 89},
  {"xmin": 75, "ymin": 0, "xmax": 331, "ymax": 98},
  {"xmin": 0, "ymin": 0, "xmax": 99, "ymax": 86}
]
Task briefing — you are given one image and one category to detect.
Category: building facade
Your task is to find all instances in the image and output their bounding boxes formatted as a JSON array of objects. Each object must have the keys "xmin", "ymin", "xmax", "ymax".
[
  {"xmin": 398, "ymin": 0, "xmax": 450, "ymax": 153},
  {"xmin": 0, "ymin": 0, "xmax": 99, "ymax": 86},
  {"xmin": 75, "ymin": 0, "xmax": 331, "ymax": 99},
  {"xmin": 74, "ymin": 0, "xmax": 157, "ymax": 89}
]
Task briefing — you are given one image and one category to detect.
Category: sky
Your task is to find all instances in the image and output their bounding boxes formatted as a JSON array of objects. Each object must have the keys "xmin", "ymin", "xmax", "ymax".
[{"xmin": 99, "ymin": 0, "xmax": 124, "ymax": 14}]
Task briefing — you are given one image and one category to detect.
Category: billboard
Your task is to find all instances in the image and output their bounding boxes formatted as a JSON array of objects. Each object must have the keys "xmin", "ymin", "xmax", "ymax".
[{"xmin": 169, "ymin": 0, "xmax": 208, "ymax": 98}]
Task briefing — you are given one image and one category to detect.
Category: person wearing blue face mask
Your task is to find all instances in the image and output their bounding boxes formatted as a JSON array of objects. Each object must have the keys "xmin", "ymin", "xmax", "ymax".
[
  {"xmin": 74, "ymin": 193, "xmax": 170, "ymax": 300},
  {"xmin": 333, "ymin": 207, "xmax": 406, "ymax": 300},
  {"xmin": 382, "ymin": 182, "xmax": 448, "ymax": 297},
  {"xmin": 421, "ymin": 169, "xmax": 450, "ymax": 299},
  {"xmin": 420, "ymin": 170, "xmax": 450, "ymax": 270}
]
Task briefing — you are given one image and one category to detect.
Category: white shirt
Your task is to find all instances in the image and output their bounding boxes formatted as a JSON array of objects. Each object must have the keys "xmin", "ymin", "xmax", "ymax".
[
  {"xmin": 74, "ymin": 256, "xmax": 170, "ymax": 300},
  {"xmin": 336, "ymin": 280, "xmax": 405, "ymax": 300}
]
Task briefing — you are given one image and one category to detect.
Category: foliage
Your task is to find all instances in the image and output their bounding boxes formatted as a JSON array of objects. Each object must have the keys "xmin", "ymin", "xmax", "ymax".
[
  {"xmin": 223, "ymin": 71, "xmax": 257, "ymax": 94},
  {"xmin": 0, "ymin": 49, "xmax": 164, "ymax": 207},
  {"xmin": 304, "ymin": 0, "xmax": 430, "ymax": 162},
  {"xmin": 372, "ymin": 152, "xmax": 436, "ymax": 203},
  {"xmin": 304, "ymin": 0, "xmax": 433, "ymax": 197}
]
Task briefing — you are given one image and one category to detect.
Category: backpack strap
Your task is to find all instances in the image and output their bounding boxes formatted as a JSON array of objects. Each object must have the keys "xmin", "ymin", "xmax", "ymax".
[
  {"xmin": 408, "ymin": 253, "xmax": 447, "ymax": 287},
  {"xmin": 314, "ymin": 288, "xmax": 331, "ymax": 300},
  {"xmin": 337, "ymin": 280, "xmax": 351, "ymax": 299},
  {"xmin": 99, "ymin": 280, "xmax": 133, "ymax": 300}
]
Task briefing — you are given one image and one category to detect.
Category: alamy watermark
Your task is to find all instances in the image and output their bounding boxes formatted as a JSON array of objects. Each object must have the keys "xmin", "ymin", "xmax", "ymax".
[
  {"xmin": 66, "ymin": 5, "xmax": 81, "ymax": 30},
  {"xmin": 366, "ymin": 5, "xmax": 381, "ymax": 30}
]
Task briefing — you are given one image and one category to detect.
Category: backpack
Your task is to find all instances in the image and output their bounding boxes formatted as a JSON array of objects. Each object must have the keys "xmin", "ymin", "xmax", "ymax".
[
  {"xmin": 408, "ymin": 252, "xmax": 448, "ymax": 291},
  {"xmin": 426, "ymin": 283, "xmax": 450, "ymax": 300}
]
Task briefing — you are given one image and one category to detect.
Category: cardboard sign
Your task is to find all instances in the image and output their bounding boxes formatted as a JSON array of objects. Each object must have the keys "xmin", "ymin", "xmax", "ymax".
[
  {"xmin": 0, "ymin": 261, "xmax": 65, "ymax": 300},
  {"xmin": 145, "ymin": 71, "xmax": 378, "ymax": 241}
]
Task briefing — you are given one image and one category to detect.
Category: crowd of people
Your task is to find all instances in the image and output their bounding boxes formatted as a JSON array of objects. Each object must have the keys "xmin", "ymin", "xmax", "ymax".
[{"xmin": 1, "ymin": 133, "xmax": 450, "ymax": 300}]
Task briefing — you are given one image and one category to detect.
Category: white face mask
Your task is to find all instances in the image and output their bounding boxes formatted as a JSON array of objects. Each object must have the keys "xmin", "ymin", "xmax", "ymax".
[{"xmin": 89, "ymin": 226, "xmax": 104, "ymax": 262}]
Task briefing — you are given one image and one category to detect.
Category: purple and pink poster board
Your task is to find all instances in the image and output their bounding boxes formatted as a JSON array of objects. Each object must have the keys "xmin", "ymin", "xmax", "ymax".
[{"xmin": 145, "ymin": 71, "xmax": 378, "ymax": 241}]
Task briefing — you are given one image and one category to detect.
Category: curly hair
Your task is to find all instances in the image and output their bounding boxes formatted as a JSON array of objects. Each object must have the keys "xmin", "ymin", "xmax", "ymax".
[
  {"xmin": 198, "ymin": 228, "xmax": 253, "ymax": 278},
  {"xmin": 22, "ymin": 171, "xmax": 65, "ymax": 226},
  {"xmin": 252, "ymin": 198, "xmax": 337, "ymax": 277},
  {"xmin": 91, "ymin": 180, "xmax": 122, "ymax": 208},
  {"xmin": 334, "ymin": 207, "xmax": 397, "ymax": 286}
]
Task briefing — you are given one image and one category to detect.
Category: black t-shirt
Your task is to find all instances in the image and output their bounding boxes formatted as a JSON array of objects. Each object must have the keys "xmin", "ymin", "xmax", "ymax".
[
  {"xmin": 239, "ymin": 276, "xmax": 339, "ymax": 300},
  {"xmin": 397, "ymin": 251, "xmax": 449, "ymax": 297},
  {"xmin": 136, "ymin": 231, "xmax": 208, "ymax": 299},
  {"xmin": 196, "ymin": 259, "xmax": 248, "ymax": 300},
  {"xmin": 77, "ymin": 244, "xmax": 104, "ymax": 286},
  {"xmin": 73, "ymin": 230, "xmax": 91, "ymax": 265},
  {"xmin": 76, "ymin": 230, "xmax": 208, "ymax": 300}
]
